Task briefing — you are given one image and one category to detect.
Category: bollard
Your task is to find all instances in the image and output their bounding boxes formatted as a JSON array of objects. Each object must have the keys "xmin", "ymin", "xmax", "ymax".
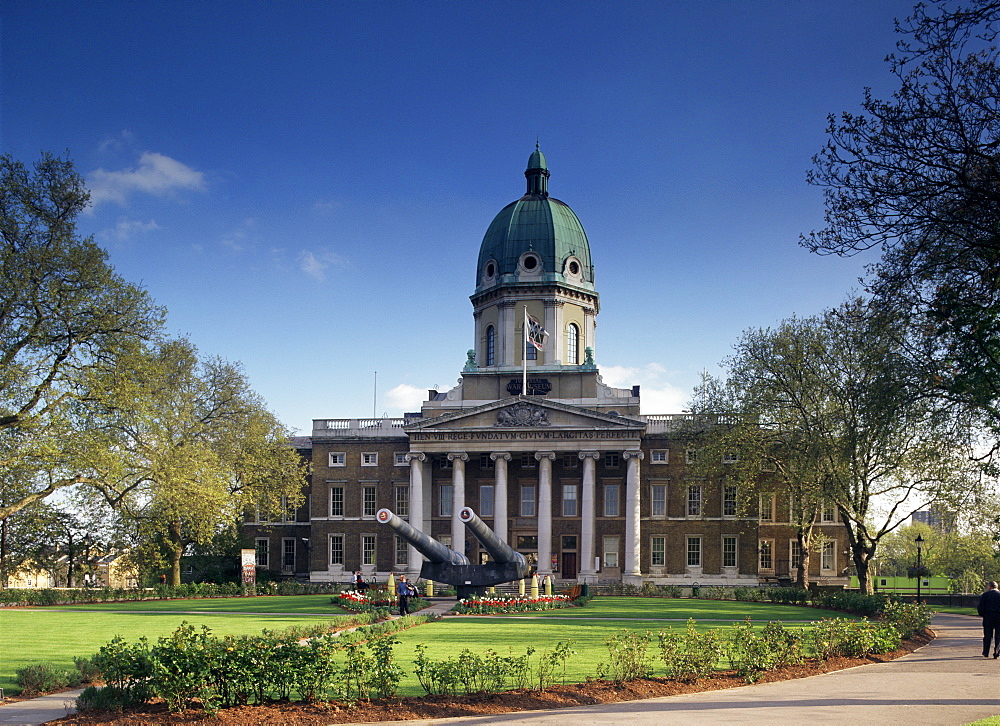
[
  {"xmin": 530, "ymin": 573, "xmax": 539, "ymax": 600},
  {"xmin": 425, "ymin": 580, "xmax": 434, "ymax": 597},
  {"xmin": 387, "ymin": 572, "xmax": 396, "ymax": 594},
  {"xmin": 519, "ymin": 577, "xmax": 526, "ymax": 596},
  {"xmin": 544, "ymin": 575, "xmax": 553, "ymax": 597}
]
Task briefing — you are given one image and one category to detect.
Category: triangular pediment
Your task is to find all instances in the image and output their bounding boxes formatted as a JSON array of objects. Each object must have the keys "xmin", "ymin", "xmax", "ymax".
[{"xmin": 406, "ymin": 397, "xmax": 644, "ymax": 433}]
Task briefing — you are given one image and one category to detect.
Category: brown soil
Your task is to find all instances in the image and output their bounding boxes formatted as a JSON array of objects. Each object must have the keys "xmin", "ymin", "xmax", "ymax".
[{"xmin": 48, "ymin": 630, "xmax": 933, "ymax": 725}]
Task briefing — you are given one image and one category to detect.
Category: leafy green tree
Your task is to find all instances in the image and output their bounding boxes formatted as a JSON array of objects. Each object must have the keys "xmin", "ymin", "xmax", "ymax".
[
  {"xmin": 804, "ymin": 0, "xmax": 1000, "ymax": 444},
  {"xmin": 0, "ymin": 152, "xmax": 164, "ymax": 521},
  {"xmin": 705, "ymin": 299, "xmax": 979, "ymax": 593},
  {"xmin": 93, "ymin": 339, "xmax": 306, "ymax": 586}
]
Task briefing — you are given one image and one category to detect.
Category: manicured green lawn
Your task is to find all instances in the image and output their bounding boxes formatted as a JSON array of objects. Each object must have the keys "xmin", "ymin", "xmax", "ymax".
[
  {"xmin": 1, "ymin": 597, "xmax": 350, "ymax": 696},
  {"xmin": 40, "ymin": 593, "xmax": 345, "ymax": 614},
  {"xmin": 934, "ymin": 605, "xmax": 978, "ymax": 617},
  {"xmin": 0, "ymin": 595, "xmax": 858, "ymax": 698}
]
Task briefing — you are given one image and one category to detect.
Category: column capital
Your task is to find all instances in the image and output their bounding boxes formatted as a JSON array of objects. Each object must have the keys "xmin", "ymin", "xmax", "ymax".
[
  {"xmin": 490, "ymin": 451, "xmax": 512, "ymax": 462},
  {"xmin": 579, "ymin": 451, "xmax": 601, "ymax": 461},
  {"xmin": 543, "ymin": 298, "xmax": 565, "ymax": 309},
  {"xmin": 534, "ymin": 451, "xmax": 556, "ymax": 462},
  {"xmin": 497, "ymin": 300, "xmax": 517, "ymax": 309},
  {"xmin": 405, "ymin": 452, "xmax": 427, "ymax": 463},
  {"xmin": 623, "ymin": 450, "xmax": 645, "ymax": 461},
  {"xmin": 447, "ymin": 452, "xmax": 470, "ymax": 462}
]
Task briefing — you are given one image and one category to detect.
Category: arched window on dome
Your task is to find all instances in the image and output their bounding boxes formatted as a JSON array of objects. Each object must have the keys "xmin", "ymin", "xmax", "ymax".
[
  {"xmin": 486, "ymin": 326, "xmax": 495, "ymax": 366},
  {"xmin": 567, "ymin": 323, "xmax": 580, "ymax": 365}
]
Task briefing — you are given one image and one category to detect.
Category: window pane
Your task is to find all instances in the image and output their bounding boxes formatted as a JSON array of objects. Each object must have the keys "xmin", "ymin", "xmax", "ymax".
[
  {"xmin": 330, "ymin": 535, "xmax": 344, "ymax": 565},
  {"xmin": 521, "ymin": 485, "xmax": 536, "ymax": 517},
  {"xmin": 395, "ymin": 536, "xmax": 408, "ymax": 566},
  {"xmin": 255, "ymin": 539, "xmax": 269, "ymax": 567},
  {"xmin": 330, "ymin": 487, "xmax": 344, "ymax": 517},
  {"xmin": 687, "ymin": 537, "xmax": 701, "ymax": 567},
  {"xmin": 395, "ymin": 486, "xmax": 409, "ymax": 516},
  {"xmin": 603, "ymin": 536, "xmax": 619, "ymax": 568},
  {"xmin": 651, "ymin": 537, "xmax": 665, "ymax": 566},
  {"xmin": 723, "ymin": 536, "xmax": 737, "ymax": 568},
  {"xmin": 724, "ymin": 484, "xmax": 737, "ymax": 516},
  {"xmin": 480, "ymin": 485, "xmax": 495, "ymax": 517},
  {"xmin": 651, "ymin": 485, "xmax": 666, "ymax": 516},
  {"xmin": 440, "ymin": 485, "xmax": 453, "ymax": 517},
  {"xmin": 604, "ymin": 484, "xmax": 619, "ymax": 517},
  {"xmin": 562, "ymin": 485, "xmax": 577, "ymax": 516},
  {"xmin": 687, "ymin": 485, "xmax": 702, "ymax": 516},
  {"xmin": 362, "ymin": 535, "xmax": 376, "ymax": 566},
  {"xmin": 759, "ymin": 540, "xmax": 773, "ymax": 570},
  {"xmin": 363, "ymin": 486, "xmax": 377, "ymax": 517}
]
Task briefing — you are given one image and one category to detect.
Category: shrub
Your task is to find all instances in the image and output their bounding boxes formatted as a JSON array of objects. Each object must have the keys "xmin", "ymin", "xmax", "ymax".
[
  {"xmin": 76, "ymin": 685, "xmax": 144, "ymax": 712},
  {"xmin": 882, "ymin": 600, "xmax": 934, "ymax": 638},
  {"xmin": 658, "ymin": 619, "xmax": 724, "ymax": 682},
  {"xmin": 73, "ymin": 655, "xmax": 102, "ymax": 685},
  {"xmin": 733, "ymin": 587, "xmax": 767, "ymax": 602},
  {"xmin": 768, "ymin": 587, "xmax": 811, "ymax": 605},
  {"xmin": 701, "ymin": 586, "xmax": 727, "ymax": 600},
  {"xmin": 597, "ymin": 629, "xmax": 652, "ymax": 682},
  {"xmin": 15, "ymin": 663, "xmax": 76, "ymax": 696}
]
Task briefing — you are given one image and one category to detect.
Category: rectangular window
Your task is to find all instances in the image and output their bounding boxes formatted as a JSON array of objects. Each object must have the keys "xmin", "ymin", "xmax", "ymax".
[
  {"xmin": 521, "ymin": 453, "xmax": 536, "ymax": 468},
  {"xmin": 282, "ymin": 538, "xmax": 295, "ymax": 571},
  {"xmin": 822, "ymin": 540, "xmax": 835, "ymax": 571},
  {"xmin": 603, "ymin": 536, "xmax": 619, "ymax": 568},
  {"xmin": 651, "ymin": 484, "xmax": 667, "ymax": 517},
  {"xmin": 562, "ymin": 484, "xmax": 578, "ymax": 516},
  {"xmin": 604, "ymin": 483, "xmax": 620, "ymax": 517},
  {"xmin": 282, "ymin": 496, "xmax": 296, "ymax": 523},
  {"xmin": 791, "ymin": 540, "xmax": 802, "ymax": 570},
  {"xmin": 394, "ymin": 452, "xmax": 408, "ymax": 466},
  {"xmin": 361, "ymin": 535, "xmax": 376, "ymax": 566},
  {"xmin": 759, "ymin": 540, "xmax": 773, "ymax": 570},
  {"xmin": 723, "ymin": 483, "xmax": 738, "ymax": 517},
  {"xmin": 255, "ymin": 538, "xmax": 269, "ymax": 568},
  {"xmin": 330, "ymin": 486, "xmax": 344, "ymax": 517},
  {"xmin": 563, "ymin": 453, "xmax": 579, "ymax": 468},
  {"xmin": 686, "ymin": 449, "xmax": 697, "ymax": 464},
  {"xmin": 604, "ymin": 453, "xmax": 620, "ymax": 468},
  {"xmin": 651, "ymin": 449, "xmax": 668, "ymax": 464},
  {"xmin": 395, "ymin": 486, "xmax": 409, "ymax": 517},
  {"xmin": 480, "ymin": 485, "xmax": 495, "ymax": 517},
  {"xmin": 687, "ymin": 484, "xmax": 702, "ymax": 517},
  {"xmin": 395, "ymin": 535, "xmax": 409, "ymax": 566},
  {"xmin": 329, "ymin": 534, "xmax": 344, "ymax": 566},
  {"xmin": 723, "ymin": 535, "xmax": 738, "ymax": 568},
  {"xmin": 687, "ymin": 536, "xmax": 702, "ymax": 567},
  {"xmin": 479, "ymin": 454, "xmax": 494, "ymax": 469},
  {"xmin": 722, "ymin": 452, "xmax": 739, "ymax": 464},
  {"xmin": 329, "ymin": 452, "xmax": 345, "ymax": 467},
  {"xmin": 362, "ymin": 486, "xmax": 377, "ymax": 517},
  {"xmin": 759, "ymin": 493, "xmax": 774, "ymax": 522},
  {"xmin": 440, "ymin": 485, "xmax": 453, "ymax": 517},
  {"xmin": 438, "ymin": 535, "xmax": 452, "ymax": 548},
  {"xmin": 651, "ymin": 536, "xmax": 666, "ymax": 567},
  {"xmin": 521, "ymin": 485, "xmax": 536, "ymax": 517},
  {"xmin": 821, "ymin": 503, "xmax": 836, "ymax": 523},
  {"xmin": 362, "ymin": 452, "xmax": 378, "ymax": 466}
]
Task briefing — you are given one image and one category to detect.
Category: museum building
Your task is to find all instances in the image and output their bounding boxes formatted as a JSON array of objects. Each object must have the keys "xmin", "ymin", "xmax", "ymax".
[{"xmin": 245, "ymin": 148, "xmax": 849, "ymax": 588}]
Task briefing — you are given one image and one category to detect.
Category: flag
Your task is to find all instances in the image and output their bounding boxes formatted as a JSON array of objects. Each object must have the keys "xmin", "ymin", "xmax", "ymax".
[{"xmin": 526, "ymin": 312, "xmax": 548, "ymax": 351}]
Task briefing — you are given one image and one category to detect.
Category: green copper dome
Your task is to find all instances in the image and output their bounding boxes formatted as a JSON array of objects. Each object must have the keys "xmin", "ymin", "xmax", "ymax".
[{"xmin": 474, "ymin": 147, "xmax": 595, "ymax": 295}]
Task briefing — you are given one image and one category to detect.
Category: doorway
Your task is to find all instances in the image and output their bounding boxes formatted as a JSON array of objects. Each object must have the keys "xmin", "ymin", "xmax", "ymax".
[{"xmin": 561, "ymin": 552, "xmax": 577, "ymax": 579}]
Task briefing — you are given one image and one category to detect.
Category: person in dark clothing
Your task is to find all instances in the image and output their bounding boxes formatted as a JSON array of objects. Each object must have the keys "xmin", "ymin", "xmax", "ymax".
[
  {"xmin": 397, "ymin": 575, "xmax": 415, "ymax": 616},
  {"xmin": 978, "ymin": 581, "xmax": 1000, "ymax": 658}
]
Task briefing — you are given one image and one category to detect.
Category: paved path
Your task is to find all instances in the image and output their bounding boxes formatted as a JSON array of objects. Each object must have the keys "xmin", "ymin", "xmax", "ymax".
[{"xmin": 1, "ymin": 610, "xmax": 995, "ymax": 725}]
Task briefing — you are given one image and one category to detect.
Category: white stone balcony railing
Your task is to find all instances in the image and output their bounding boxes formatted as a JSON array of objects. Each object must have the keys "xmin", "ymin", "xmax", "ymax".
[
  {"xmin": 312, "ymin": 418, "xmax": 408, "ymax": 437},
  {"xmin": 642, "ymin": 413, "xmax": 734, "ymax": 433}
]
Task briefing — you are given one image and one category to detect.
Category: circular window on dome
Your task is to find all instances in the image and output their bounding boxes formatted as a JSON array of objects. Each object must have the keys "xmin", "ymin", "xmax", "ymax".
[
  {"xmin": 523, "ymin": 255, "xmax": 538, "ymax": 270},
  {"xmin": 518, "ymin": 253, "xmax": 542, "ymax": 276},
  {"xmin": 486, "ymin": 262, "xmax": 496, "ymax": 278},
  {"xmin": 564, "ymin": 256, "xmax": 583, "ymax": 280}
]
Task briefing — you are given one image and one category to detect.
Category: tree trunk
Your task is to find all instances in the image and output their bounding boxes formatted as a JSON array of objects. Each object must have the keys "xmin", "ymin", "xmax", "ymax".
[
  {"xmin": 796, "ymin": 530, "xmax": 811, "ymax": 589},
  {"xmin": 0, "ymin": 517, "xmax": 7, "ymax": 588},
  {"xmin": 167, "ymin": 519, "xmax": 184, "ymax": 587}
]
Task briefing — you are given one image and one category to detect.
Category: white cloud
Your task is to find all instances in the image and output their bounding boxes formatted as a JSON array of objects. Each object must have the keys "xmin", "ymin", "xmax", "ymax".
[
  {"xmin": 384, "ymin": 384, "xmax": 427, "ymax": 414},
  {"xmin": 101, "ymin": 217, "xmax": 161, "ymax": 242},
  {"xmin": 600, "ymin": 362, "xmax": 691, "ymax": 415},
  {"xmin": 297, "ymin": 249, "xmax": 347, "ymax": 281},
  {"xmin": 87, "ymin": 152, "xmax": 206, "ymax": 207}
]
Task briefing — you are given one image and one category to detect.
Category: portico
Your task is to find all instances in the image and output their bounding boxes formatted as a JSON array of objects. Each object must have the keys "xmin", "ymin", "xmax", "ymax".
[{"xmin": 404, "ymin": 397, "xmax": 645, "ymax": 584}]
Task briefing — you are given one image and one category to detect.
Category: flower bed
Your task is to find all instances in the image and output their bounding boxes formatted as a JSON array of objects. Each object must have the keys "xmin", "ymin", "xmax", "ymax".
[
  {"xmin": 455, "ymin": 594, "xmax": 573, "ymax": 614},
  {"xmin": 334, "ymin": 589, "xmax": 397, "ymax": 611}
]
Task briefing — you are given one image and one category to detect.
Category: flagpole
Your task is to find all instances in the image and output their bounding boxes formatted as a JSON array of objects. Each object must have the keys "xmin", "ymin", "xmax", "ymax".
[{"xmin": 522, "ymin": 306, "xmax": 528, "ymax": 397}]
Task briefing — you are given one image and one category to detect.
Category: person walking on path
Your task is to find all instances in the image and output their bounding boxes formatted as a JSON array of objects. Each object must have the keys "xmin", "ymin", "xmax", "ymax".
[
  {"xmin": 397, "ymin": 574, "xmax": 415, "ymax": 616},
  {"xmin": 978, "ymin": 580, "xmax": 1000, "ymax": 657}
]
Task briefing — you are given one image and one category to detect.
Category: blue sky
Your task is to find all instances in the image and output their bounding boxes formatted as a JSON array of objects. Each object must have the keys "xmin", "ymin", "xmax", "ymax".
[{"xmin": 2, "ymin": 0, "xmax": 915, "ymax": 433}]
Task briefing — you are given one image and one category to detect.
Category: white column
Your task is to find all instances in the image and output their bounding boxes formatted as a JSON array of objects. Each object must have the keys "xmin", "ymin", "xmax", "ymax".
[
  {"xmin": 473, "ymin": 310, "xmax": 483, "ymax": 366},
  {"xmin": 543, "ymin": 299, "xmax": 564, "ymax": 365},
  {"xmin": 448, "ymin": 452, "xmax": 469, "ymax": 559},
  {"xmin": 405, "ymin": 452, "xmax": 426, "ymax": 578},
  {"xmin": 491, "ymin": 452, "xmax": 511, "ymax": 543},
  {"xmin": 583, "ymin": 305, "xmax": 597, "ymax": 360},
  {"xmin": 579, "ymin": 451, "xmax": 600, "ymax": 582},
  {"xmin": 536, "ymin": 451, "xmax": 555, "ymax": 577},
  {"xmin": 623, "ymin": 450, "xmax": 644, "ymax": 584}
]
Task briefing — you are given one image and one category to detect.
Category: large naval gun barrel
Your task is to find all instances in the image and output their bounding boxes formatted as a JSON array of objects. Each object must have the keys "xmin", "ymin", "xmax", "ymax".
[
  {"xmin": 375, "ymin": 509, "xmax": 468, "ymax": 565},
  {"xmin": 376, "ymin": 507, "xmax": 529, "ymax": 598},
  {"xmin": 459, "ymin": 507, "xmax": 528, "ymax": 575}
]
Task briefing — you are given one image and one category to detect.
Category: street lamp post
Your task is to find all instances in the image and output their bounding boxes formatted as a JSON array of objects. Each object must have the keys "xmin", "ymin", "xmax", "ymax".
[{"xmin": 915, "ymin": 534, "xmax": 924, "ymax": 604}]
